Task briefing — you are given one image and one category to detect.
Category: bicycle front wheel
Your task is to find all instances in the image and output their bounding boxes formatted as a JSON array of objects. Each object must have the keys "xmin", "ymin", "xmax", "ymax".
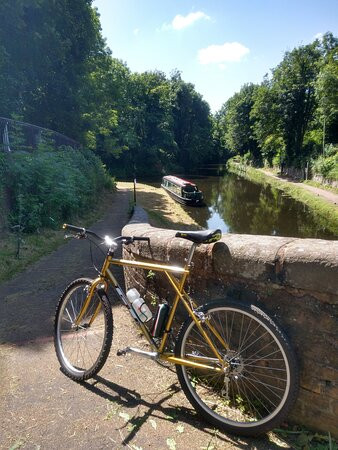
[
  {"xmin": 175, "ymin": 300, "xmax": 299, "ymax": 436},
  {"xmin": 54, "ymin": 278, "xmax": 113, "ymax": 381}
]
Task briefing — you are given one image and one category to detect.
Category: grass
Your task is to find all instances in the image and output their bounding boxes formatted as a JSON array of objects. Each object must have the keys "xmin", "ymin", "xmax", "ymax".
[
  {"xmin": 304, "ymin": 179, "xmax": 338, "ymax": 194},
  {"xmin": 273, "ymin": 427, "xmax": 337, "ymax": 450},
  {"xmin": 118, "ymin": 181, "xmax": 200, "ymax": 231},
  {"xmin": 228, "ymin": 162, "xmax": 338, "ymax": 236},
  {"xmin": 146, "ymin": 209, "xmax": 200, "ymax": 231},
  {"xmin": 0, "ymin": 189, "xmax": 115, "ymax": 284}
]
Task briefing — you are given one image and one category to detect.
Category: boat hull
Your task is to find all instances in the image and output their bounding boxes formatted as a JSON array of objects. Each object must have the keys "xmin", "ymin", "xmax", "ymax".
[{"xmin": 161, "ymin": 184, "xmax": 204, "ymax": 207}]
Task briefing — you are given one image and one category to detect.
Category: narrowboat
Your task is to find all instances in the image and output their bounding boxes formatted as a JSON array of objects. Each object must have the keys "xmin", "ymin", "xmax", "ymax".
[{"xmin": 161, "ymin": 175, "xmax": 204, "ymax": 206}]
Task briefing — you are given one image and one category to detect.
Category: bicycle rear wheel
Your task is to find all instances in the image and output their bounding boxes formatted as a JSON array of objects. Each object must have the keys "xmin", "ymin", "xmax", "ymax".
[
  {"xmin": 175, "ymin": 300, "xmax": 299, "ymax": 436},
  {"xmin": 54, "ymin": 278, "xmax": 113, "ymax": 381}
]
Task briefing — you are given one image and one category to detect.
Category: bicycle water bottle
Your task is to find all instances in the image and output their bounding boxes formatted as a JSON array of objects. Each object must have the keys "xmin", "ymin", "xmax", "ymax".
[
  {"xmin": 126, "ymin": 288, "xmax": 152, "ymax": 322},
  {"xmin": 151, "ymin": 302, "xmax": 170, "ymax": 337}
]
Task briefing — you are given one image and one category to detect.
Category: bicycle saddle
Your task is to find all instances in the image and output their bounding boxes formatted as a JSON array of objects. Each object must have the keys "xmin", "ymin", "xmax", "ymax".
[{"xmin": 175, "ymin": 229, "xmax": 222, "ymax": 244}]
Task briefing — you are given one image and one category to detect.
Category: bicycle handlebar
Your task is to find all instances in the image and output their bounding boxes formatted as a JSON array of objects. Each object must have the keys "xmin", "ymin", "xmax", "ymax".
[
  {"xmin": 63, "ymin": 223, "xmax": 85, "ymax": 234},
  {"xmin": 62, "ymin": 224, "xmax": 150, "ymax": 245},
  {"xmin": 63, "ymin": 223, "xmax": 103, "ymax": 241}
]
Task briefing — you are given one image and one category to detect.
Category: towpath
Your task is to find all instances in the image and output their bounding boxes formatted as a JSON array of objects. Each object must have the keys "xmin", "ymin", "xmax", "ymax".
[
  {"xmin": 0, "ymin": 185, "xmax": 285, "ymax": 450},
  {"xmin": 259, "ymin": 169, "xmax": 338, "ymax": 206}
]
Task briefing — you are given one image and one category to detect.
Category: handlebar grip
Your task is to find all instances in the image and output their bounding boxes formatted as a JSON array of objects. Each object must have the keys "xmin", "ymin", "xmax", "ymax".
[
  {"xmin": 121, "ymin": 236, "xmax": 150, "ymax": 245},
  {"xmin": 63, "ymin": 224, "xmax": 85, "ymax": 234},
  {"xmin": 133, "ymin": 237, "xmax": 150, "ymax": 242}
]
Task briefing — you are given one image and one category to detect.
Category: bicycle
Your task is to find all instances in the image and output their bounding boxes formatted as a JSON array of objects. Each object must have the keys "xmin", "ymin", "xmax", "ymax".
[{"xmin": 54, "ymin": 223, "xmax": 299, "ymax": 436}]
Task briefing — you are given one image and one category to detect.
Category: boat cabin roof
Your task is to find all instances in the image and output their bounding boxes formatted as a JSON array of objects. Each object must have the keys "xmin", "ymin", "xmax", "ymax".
[{"xmin": 162, "ymin": 175, "xmax": 196, "ymax": 188}]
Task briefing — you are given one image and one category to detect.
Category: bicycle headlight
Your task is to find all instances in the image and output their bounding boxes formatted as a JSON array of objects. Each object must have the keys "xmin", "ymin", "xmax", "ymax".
[{"xmin": 104, "ymin": 236, "xmax": 114, "ymax": 247}]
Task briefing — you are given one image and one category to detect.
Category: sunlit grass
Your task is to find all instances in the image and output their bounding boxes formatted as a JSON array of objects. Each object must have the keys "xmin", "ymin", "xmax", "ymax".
[
  {"xmin": 118, "ymin": 181, "xmax": 200, "ymax": 230},
  {"xmin": 304, "ymin": 179, "xmax": 338, "ymax": 194}
]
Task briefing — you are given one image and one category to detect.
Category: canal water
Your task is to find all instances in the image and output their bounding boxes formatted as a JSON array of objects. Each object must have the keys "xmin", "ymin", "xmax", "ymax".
[{"xmin": 166, "ymin": 172, "xmax": 337, "ymax": 240}]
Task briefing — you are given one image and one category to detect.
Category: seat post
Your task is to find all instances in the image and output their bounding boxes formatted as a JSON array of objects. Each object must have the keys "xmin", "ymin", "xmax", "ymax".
[{"xmin": 185, "ymin": 242, "xmax": 198, "ymax": 268}]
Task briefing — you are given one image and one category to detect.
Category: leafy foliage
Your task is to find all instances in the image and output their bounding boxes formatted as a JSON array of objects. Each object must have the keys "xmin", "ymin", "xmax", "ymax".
[
  {"xmin": 215, "ymin": 32, "xmax": 338, "ymax": 174},
  {"xmin": 312, "ymin": 145, "xmax": 338, "ymax": 180},
  {"xmin": 223, "ymin": 83, "xmax": 261, "ymax": 164},
  {"xmin": 0, "ymin": 152, "xmax": 6, "ymax": 227},
  {"xmin": 1, "ymin": 3, "xmax": 336, "ymax": 183},
  {"xmin": 3, "ymin": 147, "xmax": 112, "ymax": 232},
  {"xmin": 0, "ymin": 1, "xmax": 216, "ymax": 177},
  {"xmin": 92, "ymin": 68, "xmax": 214, "ymax": 177}
]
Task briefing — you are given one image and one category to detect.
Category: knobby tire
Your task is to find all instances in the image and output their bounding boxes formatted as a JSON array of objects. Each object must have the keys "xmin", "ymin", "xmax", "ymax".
[
  {"xmin": 175, "ymin": 299, "xmax": 299, "ymax": 436},
  {"xmin": 54, "ymin": 278, "xmax": 113, "ymax": 381}
]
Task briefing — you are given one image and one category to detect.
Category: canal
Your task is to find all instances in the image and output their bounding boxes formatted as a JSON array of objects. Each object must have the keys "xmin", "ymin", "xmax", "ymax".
[{"xmin": 170, "ymin": 172, "xmax": 337, "ymax": 240}]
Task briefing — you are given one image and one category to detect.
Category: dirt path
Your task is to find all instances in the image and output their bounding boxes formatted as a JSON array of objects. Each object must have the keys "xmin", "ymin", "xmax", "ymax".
[
  {"xmin": 259, "ymin": 169, "xmax": 338, "ymax": 206},
  {"xmin": 0, "ymin": 186, "xmax": 287, "ymax": 450}
]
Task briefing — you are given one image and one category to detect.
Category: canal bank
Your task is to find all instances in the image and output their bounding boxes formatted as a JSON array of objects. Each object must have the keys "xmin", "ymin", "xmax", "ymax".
[
  {"xmin": 259, "ymin": 169, "xmax": 338, "ymax": 205},
  {"xmin": 226, "ymin": 163, "xmax": 338, "ymax": 237}
]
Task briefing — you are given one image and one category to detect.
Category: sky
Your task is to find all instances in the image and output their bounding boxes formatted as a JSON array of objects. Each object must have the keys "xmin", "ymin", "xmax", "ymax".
[{"xmin": 93, "ymin": 0, "xmax": 338, "ymax": 112}]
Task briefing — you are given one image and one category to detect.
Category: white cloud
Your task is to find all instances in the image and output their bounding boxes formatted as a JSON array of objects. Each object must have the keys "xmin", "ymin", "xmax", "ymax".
[
  {"xmin": 173, "ymin": 11, "xmax": 210, "ymax": 29},
  {"xmin": 160, "ymin": 11, "xmax": 210, "ymax": 31},
  {"xmin": 198, "ymin": 42, "xmax": 250, "ymax": 65},
  {"xmin": 133, "ymin": 28, "xmax": 140, "ymax": 36}
]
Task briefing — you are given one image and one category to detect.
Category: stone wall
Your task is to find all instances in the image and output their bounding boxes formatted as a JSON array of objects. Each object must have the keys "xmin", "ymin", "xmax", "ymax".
[
  {"xmin": 313, "ymin": 174, "xmax": 338, "ymax": 189},
  {"xmin": 122, "ymin": 207, "xmax": 338, "ymax": 436}
]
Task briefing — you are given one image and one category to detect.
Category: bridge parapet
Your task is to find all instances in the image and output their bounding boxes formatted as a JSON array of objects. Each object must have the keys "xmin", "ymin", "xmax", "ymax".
[{"xmin": 122, "ymin": 206, "xmax": 338, "ymax": 435}]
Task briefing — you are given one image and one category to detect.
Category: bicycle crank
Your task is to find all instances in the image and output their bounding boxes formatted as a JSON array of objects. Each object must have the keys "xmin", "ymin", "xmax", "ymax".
[{"xmin": 117, "ymin": 346, "xmax": 158, "ymax": 360}]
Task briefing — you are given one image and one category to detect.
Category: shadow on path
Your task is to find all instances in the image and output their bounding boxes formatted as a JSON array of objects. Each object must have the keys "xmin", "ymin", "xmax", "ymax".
[{"xmin": 81, "ymin": 374, "xmax": 285, "ymax": 450}]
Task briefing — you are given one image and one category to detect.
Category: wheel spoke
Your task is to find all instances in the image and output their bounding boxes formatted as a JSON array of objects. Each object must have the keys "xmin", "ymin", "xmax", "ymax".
[
  {"xmin": 55, "ymin": 280, "xmax": 112, "ymax": 380},
  {"xmin": 176, "ymin": 303, "xmax": 296, "ymax": 433}
]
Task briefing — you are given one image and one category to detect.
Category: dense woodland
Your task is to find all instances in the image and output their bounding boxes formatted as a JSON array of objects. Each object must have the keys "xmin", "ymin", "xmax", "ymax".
[
  {"xmin": 0, "ymin": 0, "xmax": 215, "ymax": 178},
  {"xmin": 0, "ymin": 1, "xmax": 337, "ymax": 231},
  {"xmin": 215, "ymin": 33, "xmax": 338, "ymax": 180}
]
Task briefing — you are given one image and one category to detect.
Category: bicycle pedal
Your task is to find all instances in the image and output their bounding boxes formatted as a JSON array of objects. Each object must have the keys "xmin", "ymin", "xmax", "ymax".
[{"xmin": 116, "ymin": 348, "xmax": 127, "ymax": 356}]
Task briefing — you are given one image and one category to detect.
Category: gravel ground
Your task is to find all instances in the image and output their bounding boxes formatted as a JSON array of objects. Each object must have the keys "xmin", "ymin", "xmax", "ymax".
[{"xmin": 0, "ymin": 186, "xmax": 288, "ymax": 450}]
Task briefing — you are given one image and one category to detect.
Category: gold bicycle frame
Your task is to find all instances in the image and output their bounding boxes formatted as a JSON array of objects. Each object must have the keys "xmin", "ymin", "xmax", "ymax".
[{"xmin": 75, "ymin": 244, "xmax": 230, "ymax": 373}]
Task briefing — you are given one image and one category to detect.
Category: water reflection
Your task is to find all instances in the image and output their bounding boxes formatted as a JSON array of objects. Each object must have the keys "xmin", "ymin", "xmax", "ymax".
[{"xmin": 184, "ymin": 174, "xmax": 337, "ymax": 240}]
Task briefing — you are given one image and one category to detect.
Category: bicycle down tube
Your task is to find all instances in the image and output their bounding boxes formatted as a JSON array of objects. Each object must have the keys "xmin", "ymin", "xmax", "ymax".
[
  {"xmin": 73, "ymin": 246, "xmax": 229, "ymax": 372},
  {"xmin": 106, "ymin": 248, "xmax": 228, "ymax": 370}
]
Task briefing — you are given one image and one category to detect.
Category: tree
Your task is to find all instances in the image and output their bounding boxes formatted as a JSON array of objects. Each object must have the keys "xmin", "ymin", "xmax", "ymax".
[
  {"xmin": 170, "ymin": 73, "xmax": 213, "ymax": 172},
  {"xmin": 315, "ymin": 36, "xmax": 338, "ymax": 149},
  {"xmin": 98, "ymin": 70, "xmax": 177, "ymax": 177},
  {"xmin": 82, "ymin": 56, "xmax": 131, "ymax": 160},
  {"xmin": 0, "ymin": 0, "xmax": 28, "ymax": 116},
  {"xmin": 221, "ymin": 84, "xmax": 261, "ymax": 164},
  {"xmin": 271, "ymin": 42, "xmax": 322, "ymax": 166},
  {"xmin": 0, "ymin": 0, "xmax": 107, "ymax": 140},
  {"xmin": 251, "ymin": 79, "xmax": 285, "ymax": 166},
  {"xmin": 210, "ymin": 111, "xmax": 231, "ymax": 163},
  {"xmin": 126, "ymin": 71, "xmax": 176, "ymax": 176}
]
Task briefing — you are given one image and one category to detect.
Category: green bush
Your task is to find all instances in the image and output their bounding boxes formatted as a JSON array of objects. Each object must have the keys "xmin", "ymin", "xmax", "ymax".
[
  {"xmin": 312, "ymin": 145, "xmax": 338, "ymax": 181},
  {"xmin": 4, "ymin": 147, "xmax": 114, "ymax": 232}
]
